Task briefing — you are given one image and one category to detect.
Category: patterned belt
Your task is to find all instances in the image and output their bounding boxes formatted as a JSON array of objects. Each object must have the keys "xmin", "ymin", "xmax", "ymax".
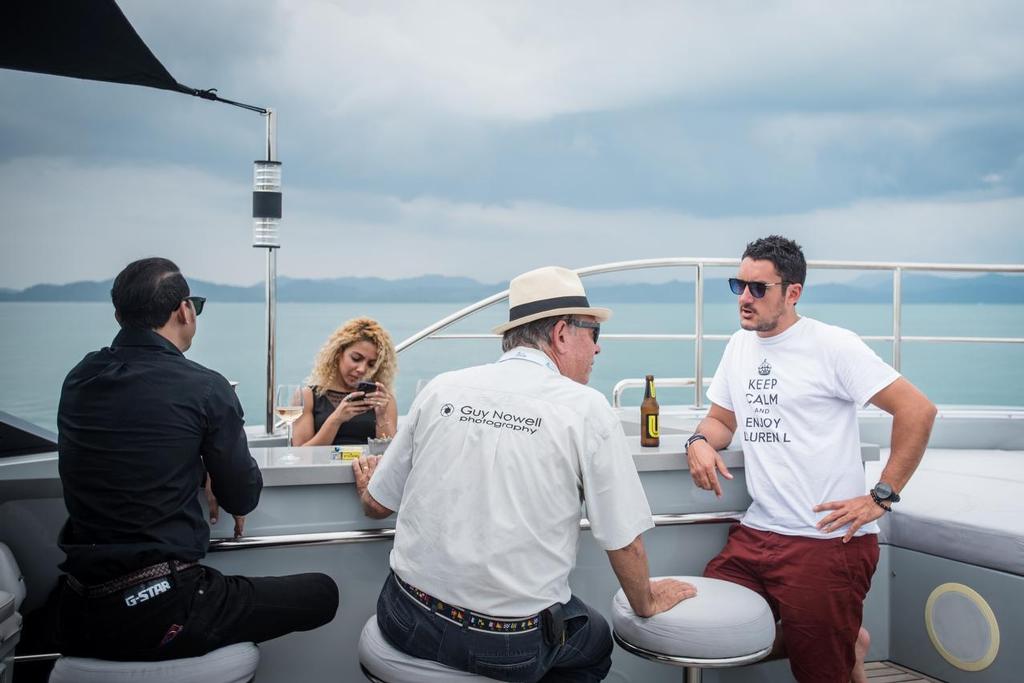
[
  {"xmin": 395, "ymin": 574, "xmax": 541, "ymax": 634},
  {"xmin": 66, "ymin": 560, "xmax": 199, "ymax": 598}
]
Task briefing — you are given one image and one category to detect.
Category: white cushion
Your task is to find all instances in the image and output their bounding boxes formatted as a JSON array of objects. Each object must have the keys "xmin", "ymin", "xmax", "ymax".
[
  {"xmin": 0, "ymin": 592, "xmax": 23, "ymax": 644},
  {"xmin": 357, "ymin": 616, "xmax": 488, "ymax": 681},
  {"xmin": 867, "ymin": 448, "xmax": 1024, "ymax": 575},
  {"xmin": 612, "ymin": 576, "xmax": 775, "ymax": 660},
  {"xmin": 49, "ymin": 642, "xmax": 259, "ymax": 683},
  {"xmin": 0, "ymin": 591, "xmax": 14, "ymax": 626},
  {"xmin": 0, "ymin": 544, "xmax": 26, "ymax": 611}
]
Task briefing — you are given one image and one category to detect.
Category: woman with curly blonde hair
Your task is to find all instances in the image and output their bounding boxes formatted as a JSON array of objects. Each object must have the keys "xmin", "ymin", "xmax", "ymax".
[{"xmin": 292, "ymin": 317, "xmax": 398, "ymax": 446}]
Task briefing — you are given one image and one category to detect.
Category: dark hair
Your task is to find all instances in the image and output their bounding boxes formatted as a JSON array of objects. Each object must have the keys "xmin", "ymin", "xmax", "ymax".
[
  {"xmin": 742, "ymin": 235, "xmax": 807, "ymax": 286},
  {"xmin": 111, "ymin": 257, "xmax": 190, "ymax": 329},
  {"xmin": 501, "ymin": 315, "xmax": 573, "ymax": 352}
]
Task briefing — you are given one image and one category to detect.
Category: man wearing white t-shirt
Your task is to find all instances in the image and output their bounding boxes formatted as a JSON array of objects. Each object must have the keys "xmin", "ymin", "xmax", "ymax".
[
  {"xmin": 686, "ymin": 236, "xmax": 936, "ymax": 683},
  {"xmin": 353, "ymin": 266, "xmax": 694, "ymax": 682}
]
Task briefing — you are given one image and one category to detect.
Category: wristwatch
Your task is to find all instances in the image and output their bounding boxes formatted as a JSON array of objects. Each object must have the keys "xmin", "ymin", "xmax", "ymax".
[
  {"xmin": 685, "ymin": 433, "xmax": 708, "ymax": 452},
  {"xmin": 870, "ymin": 481, "xmax": 901, "ymax": 511}
]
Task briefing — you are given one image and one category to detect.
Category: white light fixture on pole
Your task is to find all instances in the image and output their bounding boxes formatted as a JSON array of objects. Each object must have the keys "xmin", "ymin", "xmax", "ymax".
[{"xmin": 252, "ymin": 108, "xmax": 281, "ymax": 434}]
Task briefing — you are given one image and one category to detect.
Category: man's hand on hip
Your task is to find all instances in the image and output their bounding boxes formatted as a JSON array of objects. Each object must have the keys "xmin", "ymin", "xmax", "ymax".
[{"xmin": 814, "ymin": 495, "xmax": 886, "ymax": 543}]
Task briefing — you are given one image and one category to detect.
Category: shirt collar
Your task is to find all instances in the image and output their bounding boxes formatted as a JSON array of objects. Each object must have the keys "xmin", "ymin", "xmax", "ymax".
[
  {"xmin": 753, "ymin": 315, "xmax": 806, "ymax": 346},
  {"xmin": 112, "ymin": 327, "xmax": 184, "ymax": 355},
  {"xmin": 498, "ymin": 346, "xmax": 560, "ymax": 374}
]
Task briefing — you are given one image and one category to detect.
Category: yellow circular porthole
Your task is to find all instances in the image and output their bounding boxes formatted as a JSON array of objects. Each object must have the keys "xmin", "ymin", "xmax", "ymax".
[{"xmin": 924, "ymin": 583, "xmax": 1000, "ymax": 671}]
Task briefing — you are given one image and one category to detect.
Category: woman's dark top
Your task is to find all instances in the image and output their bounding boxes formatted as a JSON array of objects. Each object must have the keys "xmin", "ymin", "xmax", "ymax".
[{"xmin": 310, "ymin": 386, "xmax": 377, "ymax": 445}]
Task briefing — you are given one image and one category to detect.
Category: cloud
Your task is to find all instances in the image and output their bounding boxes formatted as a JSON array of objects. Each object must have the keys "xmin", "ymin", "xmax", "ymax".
[
  {"xmin": 2, "ymin": 2, "xmax": 1023, "ymax": 292},
  {"xmin": 0, "ymin": 157, "xmax": 263, "ymax": 288},
  {"xmin": 249, "ymin": 0, "xmax": 1024, "ymax": 122},
  {"xmin": 4, "ymin": 2, "xmax": 1023, "ymax": 204},
  {"xmin": 98, "ymin": 1, "xmax": 1024, "ymax": 127},
  {"xmin": 3, "ymin": 154, "xmax": 1019, "ymax": 289}
]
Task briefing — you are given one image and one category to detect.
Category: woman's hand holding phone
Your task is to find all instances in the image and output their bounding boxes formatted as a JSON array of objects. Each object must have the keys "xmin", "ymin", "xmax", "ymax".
[
  {"xmin": 368, "ymin": 383, "xmax": 393, "ymax": 415},
  {"xmin": 329, "ymin": 388, "xmax": 372, "ymax": 424}
]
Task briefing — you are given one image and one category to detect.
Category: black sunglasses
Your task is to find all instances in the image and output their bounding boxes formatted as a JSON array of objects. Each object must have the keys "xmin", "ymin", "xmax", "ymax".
[
  {"xmin": 567, "ymin": 319, "xmax": 600, "ymax": 343},
  {"xmin": 185, "ymin": 296, "xmax": 207, "ymax": 316},
  {"xmin": 728, "ymin": 278, "xmax": 787, "ymax": 299}
]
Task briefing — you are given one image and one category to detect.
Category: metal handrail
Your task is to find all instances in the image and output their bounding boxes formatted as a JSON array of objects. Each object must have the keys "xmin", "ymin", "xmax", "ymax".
[
  {"xmin": 208, "ymin": 511, "xmax": 745, "ymax": 552},
  {"xmin": 11, "ymin": 653, "xmax": 61, "ymax": 664},
  {"xmin": 396, "ymin": 258, "xmax": 1024, "ymax": 408},
  {"xmin": 612, "ymin": 377, "xmax": 713, "ymax": 408}
]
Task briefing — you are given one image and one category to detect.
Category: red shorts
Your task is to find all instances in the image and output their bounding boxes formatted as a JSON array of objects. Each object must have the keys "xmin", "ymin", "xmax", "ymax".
[{"xmin": 704, "ymin": 524, "xmax": 879, "ymax": 683}]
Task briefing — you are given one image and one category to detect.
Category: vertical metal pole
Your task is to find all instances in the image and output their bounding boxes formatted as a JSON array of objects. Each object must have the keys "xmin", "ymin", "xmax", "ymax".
[
  {"xmin": 892, "ymin": 267, "xmax": 902, "ymax": 372},
  {"xmin": 264, "ymin": 109, "xmax": 278, "ymax": 434},
  {"xmin": 265, "ymin": 107, "xmax": 277, "ymax": 161},
  {"xmin": 265, "ymin": 250, "xmax": 277, "ymax": 434},
  {"xmin": 694, "ymin": 263, "xmax": 704, "ymax": 409}
]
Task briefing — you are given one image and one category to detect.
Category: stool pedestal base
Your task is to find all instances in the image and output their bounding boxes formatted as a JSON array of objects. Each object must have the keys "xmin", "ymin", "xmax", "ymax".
[{"xmin": 614, "ymin": 631, "xmax": 772, "ymax": 683}]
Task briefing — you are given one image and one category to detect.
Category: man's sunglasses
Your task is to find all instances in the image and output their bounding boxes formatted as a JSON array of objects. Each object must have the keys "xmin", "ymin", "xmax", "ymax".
[
  {"xmin": 728, "ymin": 278, "xmax": 787, "ymax": 299},
  {"xmin": 185, "ymin": 296, "xmax": 207, "ymax": 316},
  {"xmin": 568, "ymin": 319, "xmax": 600, "ymax": 343}
]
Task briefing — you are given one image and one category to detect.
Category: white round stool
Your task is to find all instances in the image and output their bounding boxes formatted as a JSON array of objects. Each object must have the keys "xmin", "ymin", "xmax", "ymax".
[
  {"xmin": 357, "ymin": 616, "xmax": 489, "ymax": 682},
  {"xmin": 611, "ymin": 576, "xmax": 775, "ymax": 683},
  {"xmin": 48, "ymin": 642, "xmax": 259, "ymax": 683}
]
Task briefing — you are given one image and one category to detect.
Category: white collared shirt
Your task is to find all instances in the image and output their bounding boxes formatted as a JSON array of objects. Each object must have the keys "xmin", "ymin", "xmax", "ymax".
[{"xmin": 369, "ymin": 346, "xmax": 653, "ymax": 616}]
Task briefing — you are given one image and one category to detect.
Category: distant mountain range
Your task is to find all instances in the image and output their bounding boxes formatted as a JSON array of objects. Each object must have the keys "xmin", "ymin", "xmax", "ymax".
[{"xmin": 0, "ymin": 273, "xmax": 1021, "ymax": 304}]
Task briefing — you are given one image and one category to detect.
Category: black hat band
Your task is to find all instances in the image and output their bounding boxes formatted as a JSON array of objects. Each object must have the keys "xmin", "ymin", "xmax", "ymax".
[{"xmin": 507, "ymin": 295, "xmax": 591, "ymax": 322}]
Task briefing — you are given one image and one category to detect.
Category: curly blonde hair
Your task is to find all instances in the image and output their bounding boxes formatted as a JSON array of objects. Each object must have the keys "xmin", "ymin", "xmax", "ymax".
[{"xmin": 306, "ymin": 317, "xmax": 397, "ymax": 395}]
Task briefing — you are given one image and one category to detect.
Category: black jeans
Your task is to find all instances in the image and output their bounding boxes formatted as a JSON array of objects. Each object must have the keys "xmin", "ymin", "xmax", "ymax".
[
  {"xmin": 377, "ymin": 573, "xmax": 612, "ymax": 683},
  {"xmin": 55, "ymin": 564, "xmax": 339, "ymax": 661}
]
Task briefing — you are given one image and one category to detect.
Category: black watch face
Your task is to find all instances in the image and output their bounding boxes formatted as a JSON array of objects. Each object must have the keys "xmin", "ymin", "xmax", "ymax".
[{"xmin": 873, "ymin": 482, "xmax": 893, "ymax": 499}]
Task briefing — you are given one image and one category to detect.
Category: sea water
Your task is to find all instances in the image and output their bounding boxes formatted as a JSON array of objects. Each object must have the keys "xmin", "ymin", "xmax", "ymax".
[{"xmin": 2, "ymin": 301, "xmax": 1022, "ymax": 434}]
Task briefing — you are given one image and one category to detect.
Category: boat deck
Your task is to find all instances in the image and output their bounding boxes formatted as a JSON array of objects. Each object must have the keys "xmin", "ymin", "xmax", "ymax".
[{"xmin": 868, "ymin": 661, "xmax": 942, "ymax": 682}]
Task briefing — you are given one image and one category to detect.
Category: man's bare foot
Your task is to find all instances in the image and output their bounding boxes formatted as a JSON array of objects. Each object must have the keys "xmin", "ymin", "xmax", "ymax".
[{"xmin": 851, "ymin": 626, "xmax": 870, "ymax": 683}]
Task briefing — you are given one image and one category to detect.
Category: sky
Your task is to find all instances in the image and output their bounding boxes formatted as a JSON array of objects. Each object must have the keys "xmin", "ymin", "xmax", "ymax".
[{"xmin": 1, "ymin": 1, "xmax": 1023, "ymax": 289}]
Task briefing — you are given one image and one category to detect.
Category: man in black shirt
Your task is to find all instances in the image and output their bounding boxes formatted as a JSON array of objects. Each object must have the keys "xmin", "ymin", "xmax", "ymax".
[{"xmin": 54, "ymin": 257, "xmax": 339, "ymax": 660}]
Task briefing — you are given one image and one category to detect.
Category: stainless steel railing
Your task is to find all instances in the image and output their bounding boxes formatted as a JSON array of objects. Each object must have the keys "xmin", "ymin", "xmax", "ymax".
[
  {"xmin": 208, "ymin": 511, "xmax": 745, "ymax": 552},
  {"xmin": 395, "ymin": 258, "xmax": 1024, "ymax": 408}
]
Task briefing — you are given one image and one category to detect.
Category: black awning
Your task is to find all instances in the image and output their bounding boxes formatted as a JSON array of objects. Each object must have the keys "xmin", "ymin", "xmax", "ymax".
[
  {"xmin": 0, "ymin": 0, "xmax": 192, "ymax": 95},
  {"xmin": 0, "ymin": 0, "xmax": 264, "ymax": 111}
]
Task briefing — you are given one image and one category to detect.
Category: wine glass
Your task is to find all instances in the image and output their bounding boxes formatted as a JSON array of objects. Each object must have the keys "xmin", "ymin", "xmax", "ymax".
[{"xmin": 275, "ymin": 384, "xmax": 304, "ymax": 465}]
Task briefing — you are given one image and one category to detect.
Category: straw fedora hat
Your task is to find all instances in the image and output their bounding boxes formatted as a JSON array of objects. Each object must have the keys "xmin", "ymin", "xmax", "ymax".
[{"xmin": 493, "ymin": 266, "xmax": 612, "ymax": 334}]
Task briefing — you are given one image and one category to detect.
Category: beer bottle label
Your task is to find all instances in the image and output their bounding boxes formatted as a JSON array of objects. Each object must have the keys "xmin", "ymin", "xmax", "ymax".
[{"xmin": 646, "ymin": 415, "xmax": 660, "ymax": 438}]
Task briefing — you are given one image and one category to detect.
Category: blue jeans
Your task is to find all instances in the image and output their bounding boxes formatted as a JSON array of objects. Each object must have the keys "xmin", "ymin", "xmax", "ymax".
[{"xmin": 377, "ymin": 572, "xmax": 612, "ymax": 682}]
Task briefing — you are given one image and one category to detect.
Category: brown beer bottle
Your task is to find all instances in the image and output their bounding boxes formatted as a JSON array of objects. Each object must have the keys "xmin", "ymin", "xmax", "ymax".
[{"xmin": 641, "ymin": 374, "xmax": 660, "ymax": 447}]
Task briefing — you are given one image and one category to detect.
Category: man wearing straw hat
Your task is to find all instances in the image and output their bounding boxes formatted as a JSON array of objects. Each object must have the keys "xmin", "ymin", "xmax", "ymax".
[{"xmin": 354, "ymin": 266, "xmax": 694, "ymax": 681}]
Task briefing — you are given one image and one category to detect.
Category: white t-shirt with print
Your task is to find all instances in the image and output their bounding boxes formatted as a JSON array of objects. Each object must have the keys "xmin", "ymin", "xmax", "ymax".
[
  {"xmin": 369, "ymin": 346, "xmax": 654, "ymax": 616},
  {"xmin": 707, "ymin": 317, "xmax": 899, "ymax": 538}
]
